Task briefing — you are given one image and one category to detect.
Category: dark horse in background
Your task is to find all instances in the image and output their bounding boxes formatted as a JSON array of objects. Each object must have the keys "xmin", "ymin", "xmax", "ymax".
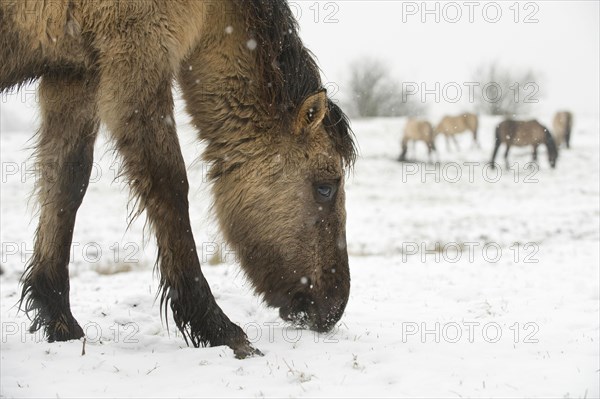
[
  {"xmin": 0, "ymin": 0, "xmax": 356, "ymax": 358},
  {"xmin": 491, "ymin": 119, "xmax": 558, "ymax": 169}
]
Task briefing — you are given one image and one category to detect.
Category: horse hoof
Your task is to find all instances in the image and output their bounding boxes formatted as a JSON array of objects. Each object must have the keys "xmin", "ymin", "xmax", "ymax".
[
  {"xmin": 45, "ymin": 319, "xmax": 85, "ymax": 342},
  {"xmin": 233, "ymin": 341, "xmax": 263, "ymax": 359}
]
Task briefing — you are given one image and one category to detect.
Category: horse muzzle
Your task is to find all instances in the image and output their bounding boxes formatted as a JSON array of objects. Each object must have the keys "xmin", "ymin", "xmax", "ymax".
[{"xmin": 279, "ymin": 291, "xmax": 347, "ymax": 333}]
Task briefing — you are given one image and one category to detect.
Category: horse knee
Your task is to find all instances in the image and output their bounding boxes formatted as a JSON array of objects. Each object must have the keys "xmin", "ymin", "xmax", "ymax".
[
  {"xmin": 98, "ymin": 70, "xmax": 187, "ymax": 208},
  {"xmin": 36, "ymin": 75, "xmax": 99, "ymax": 209}
]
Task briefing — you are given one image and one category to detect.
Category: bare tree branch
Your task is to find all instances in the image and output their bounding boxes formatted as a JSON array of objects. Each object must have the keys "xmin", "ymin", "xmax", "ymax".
[
  {"xmin": 347, "ymin": 58, "xmax": 425, "ymax": 117},
  {"xmin": 473, "ymin": 63, "xmax": 541, "ymax": 116}
]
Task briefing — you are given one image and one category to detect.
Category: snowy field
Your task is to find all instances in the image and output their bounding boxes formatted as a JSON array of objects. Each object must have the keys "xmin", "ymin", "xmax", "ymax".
[{"xmin": 1, "ymin": 95, "xmax": 599, "ymax": 397}]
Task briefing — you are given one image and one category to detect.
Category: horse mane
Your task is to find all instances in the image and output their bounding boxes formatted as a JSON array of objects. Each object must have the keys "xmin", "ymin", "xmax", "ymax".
[
  {"xmin": 236, "ymin": 0, "xmax": 320, "ymax": 112},
  {"xmin": 235, "ymin": 0, "xmax": 356, "ymax": 168}
]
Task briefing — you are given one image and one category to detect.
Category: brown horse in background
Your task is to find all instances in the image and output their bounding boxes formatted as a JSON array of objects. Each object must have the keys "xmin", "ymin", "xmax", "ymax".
[
  {"xmin": 553, "ymin": 111, "xmax": 574, "ymax": 149},
  {"xmin": 399, "ymin": 119, "xmax": 437, "ymax": 162},
  {"xmin": 435, "ymin": 113, "xmax": 479, "ymax": 150},
  {"xmin": 0, "ymin": 0, "xmax": 356, "ymax": 358},
  {"xmin": 491, "ymin": 120, "xmax": 558, "ymax": 169}
]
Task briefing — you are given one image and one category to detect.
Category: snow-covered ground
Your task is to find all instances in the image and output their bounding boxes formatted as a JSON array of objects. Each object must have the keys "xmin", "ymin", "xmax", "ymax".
[{"xmin": 1, "ymin": 94, "xmax": 599, "ymax": 397}]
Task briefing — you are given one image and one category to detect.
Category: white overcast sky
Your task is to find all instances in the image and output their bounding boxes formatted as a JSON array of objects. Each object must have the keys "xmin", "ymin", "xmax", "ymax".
[
  {"xmin": 296, "ymin": 0, "xmax": 600, "ymax": 116},
  {"xmin": 1, "ymin": 1, "xmax": 597, "ymax": 126}
]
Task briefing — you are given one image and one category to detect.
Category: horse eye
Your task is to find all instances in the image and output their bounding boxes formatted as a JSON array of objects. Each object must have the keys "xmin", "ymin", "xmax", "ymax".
[
  {"xmin": 317, "ymin": 185, "xmax": 332, "ymax": 197},
  {"xmin": 315, "ymin": 184, "xmax": 336, "ymax": 202}
]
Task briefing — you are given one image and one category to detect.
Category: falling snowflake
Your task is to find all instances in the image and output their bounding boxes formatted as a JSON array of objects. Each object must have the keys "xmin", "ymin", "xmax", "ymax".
[{"xmin": 246, "ymin": 39, "xmax": 257, "ymax": 50}]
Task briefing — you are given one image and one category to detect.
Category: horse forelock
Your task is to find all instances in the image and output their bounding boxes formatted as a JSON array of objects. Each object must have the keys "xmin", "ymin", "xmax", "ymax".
[{"xmin": 324, "ymin": 100, "xmax": 357, "ymax": 170}]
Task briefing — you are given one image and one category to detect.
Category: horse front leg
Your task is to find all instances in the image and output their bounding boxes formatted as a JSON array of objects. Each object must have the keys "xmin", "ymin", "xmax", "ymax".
[
  {"xmin": 429, "ymin": 140, "xmax": 439, "ymax": 163},
  {"xmin": 97, "ymin": 55, "xmax": 259, "ymax": 358},
  {"xmin": 19, "ymin": 73, "xmax": 99, "ymax": 341},
  {"xmin": 490, "ymin": 139, "xmax": 501, "ymax": 168},
  {"xmin": 471, "ymin": 129, "xmax": 481, "ymax": 149},
  {"xmin": 426, "ymin": 141, "xmax": 435, "ymax": 163},
  {"xmin": 504, "ymin": 144, "xmax": 512, "ymax": 170},
  {"xmin": 532, "ymin": 144, "xmax": 538, "ymax": 162},
  {"xmin": 445, "ymin": 134, "xmax": 452, "ymax": 152},
  {"xmin": 399, "ymin": 138, "xmax": 409, "ymax": 161},
  {"xmin": 452, "ymin": 134, "xmax": 460, "ymax": 151}
]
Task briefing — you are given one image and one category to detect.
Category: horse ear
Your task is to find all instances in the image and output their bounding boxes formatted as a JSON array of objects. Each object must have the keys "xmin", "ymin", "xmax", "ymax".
[{"xmin": 294, "ymin": 90, "xmax": 327, "ymax": 135}]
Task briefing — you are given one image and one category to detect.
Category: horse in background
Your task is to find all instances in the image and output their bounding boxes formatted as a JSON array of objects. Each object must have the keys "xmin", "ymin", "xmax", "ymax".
[
  {"xmin": 1, "ymin": 0, "xmax": 356, "ymax": 358},
  {"xmin": 553, "ymin": 111, "xmax": 574, "ymax": 149},
  {"xmin": 491, "ymin": 120, "xmax": 558, "ymax": 169},
  {"xmin": 399, "ymin": 119, "xmax": 437, "ymax": 162},
  {"xmin": 435, "ymin": 113, "xmax": 479, "ymax": 150}
]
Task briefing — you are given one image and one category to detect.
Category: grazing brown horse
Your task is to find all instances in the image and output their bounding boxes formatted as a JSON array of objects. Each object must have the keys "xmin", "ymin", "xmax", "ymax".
[
  {"xmin": 399, "ymin": 119, "xmax": 437, "ymax": 162},
  {"xmin": 434, "ymin": 113, "xmax": 479, "ymax": 150},
  {"xmin": 491, "ymin": 120, "xmax": 558, "ymax": 169},
  {"xmin": 553, "ymin": 111, "xmax": 574, "ymax": 149},
  {"xmin": 1, "ymin": 0, "xmax": 356, "ymax": 358}
]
